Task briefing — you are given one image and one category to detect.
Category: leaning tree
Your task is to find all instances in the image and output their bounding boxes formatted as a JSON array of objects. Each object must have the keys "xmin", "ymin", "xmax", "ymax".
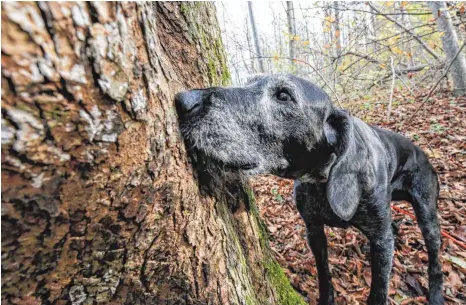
[
  {"xmin": 1, "ymin": 2, "xmax": 304, "ymax": 305},
  {"xmin": 428, "ymin": 1, "xmax": 466, "ymax": 96}
]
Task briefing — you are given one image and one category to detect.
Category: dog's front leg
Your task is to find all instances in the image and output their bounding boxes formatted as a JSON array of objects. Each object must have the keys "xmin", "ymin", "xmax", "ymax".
[
  {"xmin": 307, "ymin": 225, "xmax": 335, "ymax": 305},
  {"xmin": 366, "ymin": 229, "xmax": 394, "ymax": 305}
]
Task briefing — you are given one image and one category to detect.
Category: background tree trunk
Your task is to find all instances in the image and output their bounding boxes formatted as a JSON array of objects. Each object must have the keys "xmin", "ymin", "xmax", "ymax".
[
  {"xmin": 370, "ymin": 6, "xmax": 379, "ymax": 52},
  {"xmin": 428, "ymin": 1, "xmax": 466, "ymax": 96},
  {"xmin": 333, "ymin": 1, "xmax": 342, "ymax": 57},
  {"xmin": 286, "ymin": 1, "xmax": 297, "ymax": 71},
  {"xmin": 332, "ymin": 1, "xmax": 342, "ymax": 89},
  {"xmin": 1, "ymin": 2, "xmax": 304, "ymax": 305},
  {"xmin": 247, "ymin": 1, "xmax": 265, "ymax": 73}
]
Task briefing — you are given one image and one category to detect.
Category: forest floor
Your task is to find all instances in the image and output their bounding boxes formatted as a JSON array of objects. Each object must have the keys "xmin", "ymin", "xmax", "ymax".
[{"xmin": 251, "ymin": 88, "xmax": 466, "ymax": 305}]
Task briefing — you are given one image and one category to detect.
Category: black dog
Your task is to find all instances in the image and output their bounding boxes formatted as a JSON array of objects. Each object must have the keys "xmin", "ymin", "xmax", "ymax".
[{"xmin": 175, "ymin": 74, "xmax": 444, "ymax": 305}]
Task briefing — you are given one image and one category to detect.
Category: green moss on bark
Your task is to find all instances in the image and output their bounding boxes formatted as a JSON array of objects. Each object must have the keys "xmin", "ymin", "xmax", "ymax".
[
  {"xmin": 180, "ymin": 4, "xmax": 301, "ymax": 303},
  {"xmin": 266, "ymin": 260, "xmax": 307, "ymax": 305},
  {"xmin": 245, "ymin": 186, "xmax": 307, "ymax": 305},
  {"xmin": 180, "ymin": 2, "xmax": 231, "ymax": 87}
]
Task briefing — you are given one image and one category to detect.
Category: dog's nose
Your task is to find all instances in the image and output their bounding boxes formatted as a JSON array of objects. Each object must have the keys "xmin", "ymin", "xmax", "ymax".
[{"xmin": 175, "ymin": 90, "xmax": 203, "ymax": 117}]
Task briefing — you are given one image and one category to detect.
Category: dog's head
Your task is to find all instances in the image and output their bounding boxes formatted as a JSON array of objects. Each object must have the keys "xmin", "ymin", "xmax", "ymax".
[
  {"xmin": 176, "ymin": 74, "xmax": 364, "ymax": 220},
  {"xmin": 176, "ymin": 74, "xmax": 335, "ymax": 174}
]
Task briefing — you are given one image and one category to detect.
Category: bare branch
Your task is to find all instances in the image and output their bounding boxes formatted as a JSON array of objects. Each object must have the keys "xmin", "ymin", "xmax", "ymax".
[
  {"xmin": 402, "ymin": 40, "xmax": 466, "ymax": 127},
  {"xmin": 367, "ymin": 3, "xmax": 440, "ymax": 60}
]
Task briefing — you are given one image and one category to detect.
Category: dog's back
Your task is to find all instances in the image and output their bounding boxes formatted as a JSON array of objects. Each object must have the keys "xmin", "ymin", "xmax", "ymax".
[{"xmin": 369, "ymin": 125, "xmax": 439, "ymax": 200}]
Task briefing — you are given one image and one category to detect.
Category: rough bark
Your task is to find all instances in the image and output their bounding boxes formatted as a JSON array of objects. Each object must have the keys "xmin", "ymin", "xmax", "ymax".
[
  {"xmin": 1, "ymin": 2, "xmax": 305, "ymax": 305},
  {"xmin": 428, "ymin": 1, "xmax": 466, "ymax": 96}
]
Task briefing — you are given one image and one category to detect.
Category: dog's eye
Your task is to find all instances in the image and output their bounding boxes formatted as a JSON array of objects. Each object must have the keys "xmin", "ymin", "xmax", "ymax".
[{"xmin": 276, "ymin": 90, "xmax": 292, "ymax": 102}]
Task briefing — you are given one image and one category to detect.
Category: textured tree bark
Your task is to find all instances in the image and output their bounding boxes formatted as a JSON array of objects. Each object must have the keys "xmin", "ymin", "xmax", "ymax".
[
  {"xmin": 1, "ymin": 2, "xmax": 305, "ymax": 305},
  {"xmin": 428, "ymin": 1, "xmax": 466, "ymax": 96}
]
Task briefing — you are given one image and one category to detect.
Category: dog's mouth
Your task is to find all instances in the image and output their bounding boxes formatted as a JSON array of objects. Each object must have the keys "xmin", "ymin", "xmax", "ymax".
[
  {"xmin": 209, "ymin": 158, "xmax": 258, "ymax": 172},
  {"xmin": 183, "ymin": 142, "xmax": 256, "ymax": 169},
  {"xmin": 190, "ymin": 149, "xmax": 258, "ymax": 172},
  {"xmin": 228, "ymin": 162, "xmax": 258, "ymax": 171},
  {"xmin": 239, "ymin": 163, "xmax": 257, "ymax": 170}
]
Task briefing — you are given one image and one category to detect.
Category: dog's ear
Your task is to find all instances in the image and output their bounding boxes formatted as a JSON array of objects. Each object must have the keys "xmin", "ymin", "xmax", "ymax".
[{"xmin": 324, "ymin": 109, "xmax": 361, "ymax": 221}]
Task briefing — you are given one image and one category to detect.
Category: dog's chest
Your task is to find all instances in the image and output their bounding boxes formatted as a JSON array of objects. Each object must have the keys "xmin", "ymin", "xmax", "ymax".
[{"xmin": 293, "ymin": 180, "xmax": 350, "ymax": 228}]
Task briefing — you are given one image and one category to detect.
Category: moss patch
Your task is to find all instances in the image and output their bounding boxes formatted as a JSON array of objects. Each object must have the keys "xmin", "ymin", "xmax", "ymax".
[
  {"xmin": 180, "ymin": 2, "xmax": 231, "ymax": 87},
  {"xmin": 266, "ymin": 260, "xmax": 307, "ymax": 305},
  {"xmin": 245, "ymin": 186, "xmax": 307, "ymax": 305}
]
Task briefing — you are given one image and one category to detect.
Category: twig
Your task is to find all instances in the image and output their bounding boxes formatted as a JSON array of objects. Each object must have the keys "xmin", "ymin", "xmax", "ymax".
[
  {"xmin": 368, "ymin": 3, "xmax": 439, "ymax": 60},
  {"xmin": 335, "ymin": 51, "xmax": 382, "ymax": 65},
  {"xmin": 250, "ymin": 56, "xmax": 344, "ymax": 108},
  {"xmin": 424, "ymin": 139, "xmax": 437, "ymax": 163},
  {"xmin": 368, "ymin": 62, "xmax": 446, "ymax": 87},
  {"xmin": 441, "ymin": 231, "xmax": 466, "ymax": 250},
  {"xmin": 353, "ymin": 242, "xmax": 364, "ymax": 258},
  {"xmin": 391, "ymin": 205, "xmax": 466, "ymax": 250},
  {"xmin": 394, "ymin": 73, "xmax": 417, "ymax": 97},
  {"xmin": 400, "ymin": 296, "xmax": 427, "ymax": 305},
  {"xmin": 387, "ymin": 56, "xmax": 396, "ymax": 122},
  {"xmin": 402, "ymin": 40, "xmax": 466, "ymax": 128}
]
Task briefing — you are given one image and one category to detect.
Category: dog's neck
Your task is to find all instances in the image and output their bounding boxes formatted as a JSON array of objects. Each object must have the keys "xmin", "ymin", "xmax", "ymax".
[
  {"xmin": 297, "ymin": 152, "xmax": 337, "ymax": 183},
  {"xmin": 276, "ymin": 139, "xmax": 336, "ymax": 181}
]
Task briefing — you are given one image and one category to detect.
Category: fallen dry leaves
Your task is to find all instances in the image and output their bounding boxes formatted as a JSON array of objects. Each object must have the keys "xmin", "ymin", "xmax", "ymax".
[{"xmin": 251, "ymin": 89, "xmax": 466, "ymax": 304}]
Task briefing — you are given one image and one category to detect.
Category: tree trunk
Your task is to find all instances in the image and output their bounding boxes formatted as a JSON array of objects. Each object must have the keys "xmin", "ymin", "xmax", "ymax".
[
  {"xmin": 399, "ymin": 3, "xmax": 415, "ymax": 67},
  {"xmin": 1, "ymin": 2, "xmax": 305, "ymax": 305},
  {"xmin": 247, "ymin": 2, "xmax": 265, "ymax": 74},
  {"xmin": 428, "ymin": 1, "xmax": 466, "ymax": 96},
  {"xmin": 333, "ymin": 1, "xmax": 342, "ymax": 57},
  {"xmin": 370, "ymin": 5, "xmax": 379, "ymax": 52},
  {"xmin": 286, "ymin": 1, "xmax": 297, "ymax": 71},
  {"xmin": 245, "ymin": 15, "xmax": 256, "ymax": 74},
  {"xmin": 332, "ymin": 1, "xmax": 342, "ymax": 89}
]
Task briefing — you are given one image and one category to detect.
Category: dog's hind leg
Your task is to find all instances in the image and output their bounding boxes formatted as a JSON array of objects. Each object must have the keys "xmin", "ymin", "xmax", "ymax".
[
  {"xmin": 409, "ymin": 170, "xmax": 444, "ymax": 304},
  {"xmin": 307, "ymin": 225, "xmax": 335, "ymax": 305}
]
